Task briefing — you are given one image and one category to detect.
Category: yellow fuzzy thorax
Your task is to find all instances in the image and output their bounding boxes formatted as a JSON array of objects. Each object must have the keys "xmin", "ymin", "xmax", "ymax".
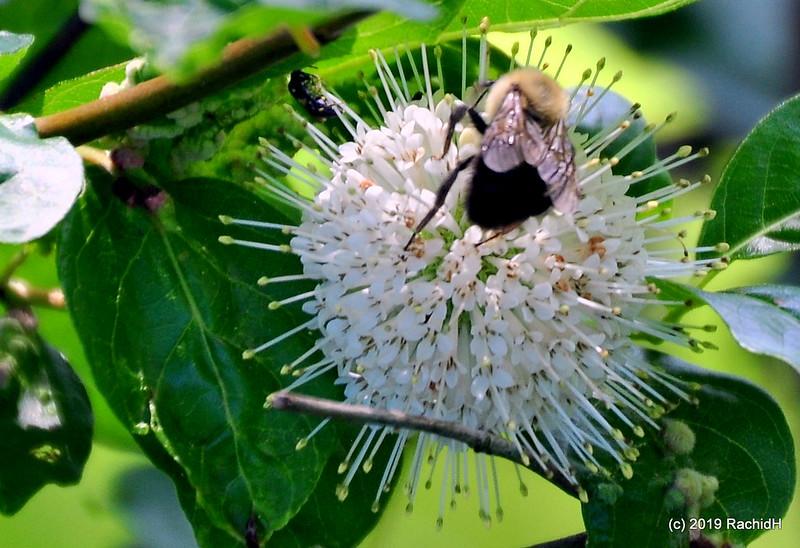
[{"xmin": 484, "ymin": 68, "xmax": 569, "ymax": 123}]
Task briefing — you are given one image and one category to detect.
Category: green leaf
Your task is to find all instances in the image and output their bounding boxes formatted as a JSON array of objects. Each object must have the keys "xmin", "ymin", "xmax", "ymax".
[
  {"xmin": 0, "ymin": 244, "xmax": 137, "ymax": 451},
  {"xmin": 269, "ymin": 425, "xmax": 397, "ymax": 547},
  {"xmin": 582, "ymin": 352, "xmax": 794, "ymax": 547},
  {"xmin": 698, "ymin": 95, "xmax": 800, "ymax": 260},
  {"xmin": 0, "ymin": 114, "xmax": 84, "ymax": 244},
  {"xmin": 82, "ymin": 0, "xmax": 436, "ymax": 75},
  {"xmin": 133, "ymin": 426, "xmax": 240, "ymax": 545},
  {"xmin": 293, "ymin": 1, "xmax": 465, "ymax": 76},
  {"xmin": 0, "ymin": 1, "xmax": 78, "ymax": 86},
  {"xmin": 179, "ymin": 99, "xmax": 306, "ymax": 185},
  {"xmin": 0, "ymin": 2, "xmax": 108, "ymax": 104},
  {"xmin": 57, "ymin": 171, "xmax": 343, "ymax": 544},
  {"xmin": 572, "ymin": 87, "xmax": 672, "ymax": 198},
  {"xmin": 135, "ymin": 75, "xmax": 307, "ymax": 189},
  {"xmin": 327, "ymin": 38, "xmax": 511, "ymax": 117},
  {"xmin": 450, "ymin": 0, "xmax": 698, "ymax": 32},
  {"xmin": 0, "ymin": 0, "xmax": 133, "ymax": 105},
  {"xmin": 0, "ymin": 316, "xmax": 93, "ymax": 515},
  {"xmin": 0, "ymin": 30, "xmax": 33, "ymax": 85},
  {"xmin": 282, "ymin": 0, "xmax": 701, "ymax": 90},
  {"xmin": 85, "ymin": 0, "xmax": 700, "ymax": 79},
  {"xmin": 678, "ymin": 283, "xmax": 800, "ymax": 375},
  {"xmin": 15, "ymin": 62, "xmax": 127, "ymax": 116}
]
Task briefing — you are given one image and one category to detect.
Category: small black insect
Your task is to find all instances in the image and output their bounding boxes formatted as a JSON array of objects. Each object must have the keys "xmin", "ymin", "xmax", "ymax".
[
  {"xmin": 405, "ymin": 68, "xmax": 579, "ymax": 249},
  {"xmin": 288, "ymin": 69, "xmax": 338, "ymax": 119}
]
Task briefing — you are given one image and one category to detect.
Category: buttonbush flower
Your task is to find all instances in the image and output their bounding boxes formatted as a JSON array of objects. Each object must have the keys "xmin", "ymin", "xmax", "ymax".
[{"xmin": 220, "ymin": 21, "xmax": 724, "ymax": 526}]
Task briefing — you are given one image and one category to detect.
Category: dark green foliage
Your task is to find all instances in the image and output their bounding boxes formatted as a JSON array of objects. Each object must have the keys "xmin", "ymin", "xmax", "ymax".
[
  {"xmin": 0, "ymin": 317, "xmax": 93, "ymax": 515},
  {"xmin": 582, "ymin": 353, "xmax": 794, "ymax": 547}
]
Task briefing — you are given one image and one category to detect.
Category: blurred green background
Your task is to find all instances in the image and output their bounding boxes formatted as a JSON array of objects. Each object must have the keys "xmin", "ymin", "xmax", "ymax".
[{"xmin": 1, "ymin": 0, "xmax": 799, "ymax": 546}]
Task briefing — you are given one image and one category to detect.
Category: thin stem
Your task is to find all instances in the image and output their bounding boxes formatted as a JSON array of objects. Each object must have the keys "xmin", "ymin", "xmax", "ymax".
[
  {"xmin": 696, "ymin": 268, "xmax": 720, "ymax": 290},
  {"xmin": 0, "ymin": 248, "xmax": 30, "ymax": 286},
  {"xmin": 34, "ymin": 11, "xmax": 372, "ymax": 145},
  {"xmin": 269, "ymin": 391, "xmax": 578, "ymax": 498}
]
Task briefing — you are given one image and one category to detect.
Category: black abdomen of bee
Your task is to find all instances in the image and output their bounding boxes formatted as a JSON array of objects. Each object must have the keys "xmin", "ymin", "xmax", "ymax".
[{"xmin": 466, "ymin": 158, "xmax": 552, "ymax": 229}]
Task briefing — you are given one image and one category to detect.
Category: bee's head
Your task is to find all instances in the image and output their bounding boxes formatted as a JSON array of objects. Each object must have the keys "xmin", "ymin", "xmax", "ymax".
[{"xmin": 484, "ymin": 68, "xmax": 569, "ymax": 124}]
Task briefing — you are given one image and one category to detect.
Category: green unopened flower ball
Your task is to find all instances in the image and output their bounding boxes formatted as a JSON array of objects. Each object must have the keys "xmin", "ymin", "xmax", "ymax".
[{"xmin": 663, "ymin": 419, "xmax": 696, "ymax": 455}]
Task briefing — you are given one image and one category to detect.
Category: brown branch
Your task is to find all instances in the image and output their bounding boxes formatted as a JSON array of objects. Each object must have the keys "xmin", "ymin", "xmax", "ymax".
[
  {"xmin": 0, "ymin": 255, "xmax": 64, "ymax": 330},
  {"xmin": 76, "ymin": 145, "xmax": 115, "ymax": 174},
  {"xmin": 0, "ymin": 246, "xmax": 65, "ymax": 311},
  {"xmin": 269, "ymin": 391, "xmax": 579, "ymax": 498},
  {"xmin": 0, "ymin": 279, "xmax": 65, "ymax": 311},
  {"xmin": 34, "ymin": 11, "xmax": 372, "ymax": 145}
]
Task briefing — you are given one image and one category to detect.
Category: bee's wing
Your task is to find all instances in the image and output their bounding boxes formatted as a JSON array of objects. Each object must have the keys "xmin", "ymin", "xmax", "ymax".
[
  {"xmin": 538, "ymin": 119, "xmax": 578, "ymax": 214},
  {"xmin": 481, "ymin": 92, "xmax": 547, "ymax": 172},
  {"xmin": 479, "ymin": 94, "xmax": 578, "ymax": 214},
  {"xmin": 520, "ymin": 116, "xmax": 548, "ymax": 166}
]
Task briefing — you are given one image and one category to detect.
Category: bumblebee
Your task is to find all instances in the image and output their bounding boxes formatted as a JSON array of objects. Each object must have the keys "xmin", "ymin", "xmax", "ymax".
[
  {"xmin": 288, "ymin": 69, "xmax": 338, "ymax": 119},
  {"xmin": 405, "ymin": 68, "xmax": 578, "ymax": 248}
]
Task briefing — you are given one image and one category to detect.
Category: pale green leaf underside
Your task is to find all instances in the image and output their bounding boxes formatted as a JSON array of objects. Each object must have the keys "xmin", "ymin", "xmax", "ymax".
[
  {"xmin": 681, "ymin": 284, "xmax": 800, "ymax": 375},
  {"xmin": 0, "ymin": 114, "xmax": 83, "ymax": 244},
  {"xmin": 0, "ymin": 30, "xmax": 34, "ymax": 84}
]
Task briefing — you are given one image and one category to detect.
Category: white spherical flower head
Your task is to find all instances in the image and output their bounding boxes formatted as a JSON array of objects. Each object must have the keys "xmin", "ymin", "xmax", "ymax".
[{"xmin": 220, "ymin": 27, "xmax": 725, "ymax": 525}]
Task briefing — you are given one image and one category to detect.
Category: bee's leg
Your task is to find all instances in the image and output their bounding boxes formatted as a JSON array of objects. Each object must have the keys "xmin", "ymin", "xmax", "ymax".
[
  {"xmin": 475, "ymin": 222, "xmax": 524, "ymax": 247},
  {"xmin": 466, "ymin": 108, "xmax": 487, "ymax": 133},
  {"xmin": 403, "ymin": 156, "xmax": 475, "ymax": 251},
  {"xmin": 472, "ymin": 82, "xmax": 494, "ymax": 106},
  {"xmin": 440, "ymin": 105, "xmax": 488, "ymax": 158},
  {"xmin": 440, "ymin": 87, "xmax": 493, "ymax": 158},
  {"xmin": 440, "ymin": 103, "xmax": 469, "ymax": 158}
]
